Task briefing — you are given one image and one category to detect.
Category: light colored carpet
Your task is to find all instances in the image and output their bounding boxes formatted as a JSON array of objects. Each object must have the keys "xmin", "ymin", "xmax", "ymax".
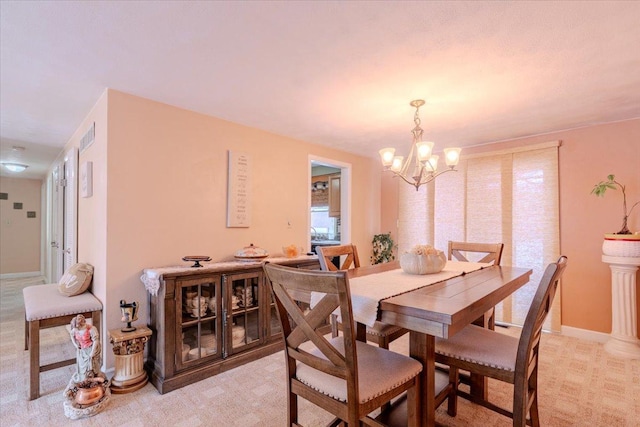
[{"xmin": 1, "ymin": 276, "xmax": 639, "ymax": 426}]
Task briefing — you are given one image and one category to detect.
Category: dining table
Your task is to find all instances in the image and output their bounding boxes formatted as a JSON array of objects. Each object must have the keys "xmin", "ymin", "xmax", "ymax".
[{"xmin": 345, "ymin": 260, "xmax": 533, "ymax": 427}]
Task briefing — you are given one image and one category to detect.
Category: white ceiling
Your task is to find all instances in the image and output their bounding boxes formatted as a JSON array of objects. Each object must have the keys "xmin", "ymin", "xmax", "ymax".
[{"xmin": 2, "ymin": 1, "xmax": 640, "ymax": 180}]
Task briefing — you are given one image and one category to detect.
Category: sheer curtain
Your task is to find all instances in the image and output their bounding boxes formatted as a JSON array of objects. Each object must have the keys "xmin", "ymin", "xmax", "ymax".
[{"xmin": 398, "ymin": 142, "xmax": 561, "ymax": 331}]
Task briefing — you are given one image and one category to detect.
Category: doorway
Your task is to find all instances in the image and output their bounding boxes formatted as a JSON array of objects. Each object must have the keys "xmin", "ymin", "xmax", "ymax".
[{"xmin": 308, "ymin": 156, "xmax": 351, "ymax": 254}]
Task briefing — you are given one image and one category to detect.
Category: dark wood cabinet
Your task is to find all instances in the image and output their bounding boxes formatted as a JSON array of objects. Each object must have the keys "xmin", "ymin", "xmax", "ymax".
[{"xmin": 145, "ymin": 257, "xmax": 319, "ymax": 394}]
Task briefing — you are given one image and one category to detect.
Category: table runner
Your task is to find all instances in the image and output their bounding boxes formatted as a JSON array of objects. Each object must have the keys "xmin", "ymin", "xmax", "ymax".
[{"xmin": 311, "ymin": 261, "xmax": 490, "ymax": 327}]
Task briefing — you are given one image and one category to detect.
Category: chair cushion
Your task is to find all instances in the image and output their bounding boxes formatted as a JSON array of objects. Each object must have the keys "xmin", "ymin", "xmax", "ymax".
[
  {"xmin": 58, "ymin": 262, "xmax": 94, "ymax": 296},
  {"xmin": 435, "ymin": 325, "xmax": 519, "ymax": 373},
  {"xmin": 366, "ymin": 321, "xmax": 405, "ymax": 338},
  {"xmin": 24, "ymin": 283, "xmax": 102, "ymax": 321},
  {"xmin": 296, "ymin": 337, "xmax": 422, "ymax": 403}
]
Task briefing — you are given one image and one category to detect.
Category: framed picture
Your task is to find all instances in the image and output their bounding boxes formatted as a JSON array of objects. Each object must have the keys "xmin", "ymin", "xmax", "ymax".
[
  {"xmin": 227, "ymin": 151, "xmax": 251, "ymax": 227},
  {"xmin": 80, "ymin": 161, "xmax": 93, "ymax": 198}
]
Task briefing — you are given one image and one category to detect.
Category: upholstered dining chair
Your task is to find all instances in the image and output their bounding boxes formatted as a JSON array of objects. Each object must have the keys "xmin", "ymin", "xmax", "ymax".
[
  {"xmin": 448, "ymin": 241, "xmax": 504, "ymax": 330},
  {"xmin": 317, "ymin": 244, "xmax": 409, "ymax": 349},
  {"xmin": 436, "ymin": 256, "xmax": 568, "ymax": 427},
  {"xmin": 263, "ymin": 263, "xmax": 422, "ymax": 427}
]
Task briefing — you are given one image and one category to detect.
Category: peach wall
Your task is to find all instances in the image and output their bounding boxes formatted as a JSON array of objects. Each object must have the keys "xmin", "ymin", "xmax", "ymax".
[
  {"xmin": 380, "ymin": 172, "xmax": 399, "ymax": 259},
  {"xmin": 0, "ymin": 177, "xmax": 42, "ymax": 274},
  {"xmin": 60, "ymin": 90, "xmax": 109, "ymax": 343},
  {"xmin": 72, "ymin": 90, "xmax": 380, "ymax": 369},
  {"xmin": 381, "ymin": 118, "xmax": 640, "ymax": 336}
]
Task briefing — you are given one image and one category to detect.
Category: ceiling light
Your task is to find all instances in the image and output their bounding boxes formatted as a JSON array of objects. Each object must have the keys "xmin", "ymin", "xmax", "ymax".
[
  {"xmin": 379, "ymin": 99, "xmax": 461, "ymax": 191},
  {"xmin": 2, "ymin": 163, "xmax": 29, "ymax": 173}
]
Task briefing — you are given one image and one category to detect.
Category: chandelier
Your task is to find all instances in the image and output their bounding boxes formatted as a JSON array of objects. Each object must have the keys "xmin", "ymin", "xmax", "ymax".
[{"xmin": 379, "ymin": 99, "xmax": 461, "ymax": 191}]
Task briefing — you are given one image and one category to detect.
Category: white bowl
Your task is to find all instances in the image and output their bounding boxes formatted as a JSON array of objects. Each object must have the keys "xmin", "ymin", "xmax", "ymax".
[
  {"xmin": 188, "ymin": 347, "xmax": 205, "ymax": 360},
  {"xmin": 400, "ymin": 252, "xmax": 447, "ymax": 275}
]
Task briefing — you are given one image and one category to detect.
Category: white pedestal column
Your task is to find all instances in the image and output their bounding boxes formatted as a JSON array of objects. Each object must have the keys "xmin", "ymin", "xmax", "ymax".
[
  {"xmin": 601, "ymin": 255, "xmax": 640, "ymax": 359},
  {"xmin": 108, "ymin": 326, "xmax": 153, "ymax": 393}
]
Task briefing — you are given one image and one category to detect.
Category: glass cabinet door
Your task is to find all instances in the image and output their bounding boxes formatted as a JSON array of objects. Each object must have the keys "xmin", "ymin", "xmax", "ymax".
[
  {"xmin": 176, "ymin": 275, "xmax": 221, "ymax": 369},
  {"xmin": 266, "ymin": 288, "xmax": 282, "ymax": 339},
  {"xmin": 224, "ymin": 271, "xmax": 263, "ymax": 356}
]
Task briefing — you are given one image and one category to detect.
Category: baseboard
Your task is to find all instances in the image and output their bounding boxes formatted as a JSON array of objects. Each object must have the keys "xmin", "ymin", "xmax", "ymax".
[
  {"xmin": 560, "ymin": 325, "xmax": 610, "ymax": 343},
  {"xmin": 0, "ymin": 271, "xmax": 43, "ymax": 279}
]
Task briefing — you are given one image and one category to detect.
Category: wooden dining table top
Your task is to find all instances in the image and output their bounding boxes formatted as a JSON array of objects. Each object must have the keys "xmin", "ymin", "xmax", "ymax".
[
  {"xmin": 346, "ymin": 260, "xmax": 533, "ymax": 427},
  {"xmin": 347, "ymin": 260, "xmax": 532, "ymax": 337}
]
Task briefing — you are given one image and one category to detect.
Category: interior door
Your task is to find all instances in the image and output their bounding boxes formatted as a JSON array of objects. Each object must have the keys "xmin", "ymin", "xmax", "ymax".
[
  {"xmin": 48, "ymin": 164, "xmax": 63, "ymax": 282},
  {"xmin": 47, "ymin": 147, "xmax": 78, "ymax": 281},
  {"xmin": 62, "ymin": 147, "xmax": 78, "ymax": 271}
]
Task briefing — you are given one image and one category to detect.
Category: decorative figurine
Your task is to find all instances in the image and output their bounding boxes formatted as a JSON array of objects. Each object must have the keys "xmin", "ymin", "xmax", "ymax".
[
  {"xmin": 119, "ymin": 300, "xmax": 138, "ymax": 332},
  {"xmin": 63, "ymin": 314, "xmax": 110, "ymax": 419}
]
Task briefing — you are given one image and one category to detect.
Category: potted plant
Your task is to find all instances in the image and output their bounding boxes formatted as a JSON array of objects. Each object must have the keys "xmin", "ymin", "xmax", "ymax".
[
  {"xmin": 591, "ymin": 174, "xmax": 639, "ymax": 235},
  {"xmin": 592, "ymin": 174, "xmax": 640, "ymax": 257},
  {"xmin": 371, "ymin": 233, "xmax": 395, "ymax": 264}
]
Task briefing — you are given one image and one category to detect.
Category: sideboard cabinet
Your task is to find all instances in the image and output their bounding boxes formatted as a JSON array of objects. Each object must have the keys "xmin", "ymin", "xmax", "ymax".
[{"xmin": 143, "ymin": 256, "xmax": 319, "ymax": 394}]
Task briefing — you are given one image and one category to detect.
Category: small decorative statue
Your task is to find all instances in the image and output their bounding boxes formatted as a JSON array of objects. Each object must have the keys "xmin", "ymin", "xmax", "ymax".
[
  {"xmin": 70, "ymin": 314, "xmax": 102, "ymax": 382},
  {"xmin": 63, "ymin": 314, "xmax": 110, "ymax": 419}
]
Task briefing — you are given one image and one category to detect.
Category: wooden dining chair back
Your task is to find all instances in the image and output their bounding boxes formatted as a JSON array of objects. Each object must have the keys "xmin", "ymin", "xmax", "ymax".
[
  {"xmin": 317, "ymin": 244, "xmax": 360, "ymax": 271},
  {"xmin": 448, "ymin": 241, "xmax": 504, "ymax": 265},
  {"xmin": 436, "ymin": 256, "xmax": 568, "ymax": 427},
  {"xmin": 317, "ymin": 245, "xmax": 409, "ymax": 349},
  {"xmin": 263, "ymin": 263, "xmax": 422, "ymax": 427},
  {"xmin": 448, "ymin": 241, "xmax": 505, "ymax": 329}
]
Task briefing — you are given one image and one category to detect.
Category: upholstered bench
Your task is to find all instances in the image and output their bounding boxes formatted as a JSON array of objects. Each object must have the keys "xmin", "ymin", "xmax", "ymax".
[{"xmin": 23, "ymin": 283, "xmax": 102, "ymax": 400}]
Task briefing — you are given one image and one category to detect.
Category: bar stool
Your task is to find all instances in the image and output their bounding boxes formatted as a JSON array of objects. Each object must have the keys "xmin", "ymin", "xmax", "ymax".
[{"xmin": 23, "ymin": 283, "xmax": 102, "ymax": 400}]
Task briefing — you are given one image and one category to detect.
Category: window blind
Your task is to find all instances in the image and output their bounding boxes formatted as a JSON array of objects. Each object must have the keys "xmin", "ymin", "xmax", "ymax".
[{"xmin": 398, "ymin": 143, "xmax": 561, "ymax": 331}]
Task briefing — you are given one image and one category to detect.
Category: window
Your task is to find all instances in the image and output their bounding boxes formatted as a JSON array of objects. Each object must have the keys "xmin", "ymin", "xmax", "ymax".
[
  {"xmin": 398, "ymin": 142, "xmax": 561, "ymax": 331},
  {"xmin": 311, "ymin": 206, "xmax": 338, "ymax": 240}
]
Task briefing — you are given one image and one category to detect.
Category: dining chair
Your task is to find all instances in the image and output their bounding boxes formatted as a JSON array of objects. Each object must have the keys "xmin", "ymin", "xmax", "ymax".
[
  {"xmin": 317, "ymin": 244, "xmax": 409, "ymax": 349},
  {"xmin": 435, "ymin": 255, "xmax": 568, "ymax": 427},
  {"xmin": 447, "ymin": 241, "xmax": 504, "ymax": 330},
  {"xmin": 263, "ymin": 263, "xmax": 422, "ymax": 427}
]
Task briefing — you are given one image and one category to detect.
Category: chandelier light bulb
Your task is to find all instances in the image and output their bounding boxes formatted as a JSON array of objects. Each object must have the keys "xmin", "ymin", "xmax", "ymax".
[
  {"xmin": 426, "ymin": 155, "xmax": 439, "ymax": 172},
  {"xmin": 379, "ymin": 148, "xmax": 396, "ymax": 167},
  {"xmin": 444, "ymin": 147, "xmax": 461, "ymax": 167},
  {"xmin": 416, "ymin": 141, "xmax": 434, "ymax": 162},
  {"xmin": 391, "ymin": 156, "xmax": 404, "ymax": 172}
]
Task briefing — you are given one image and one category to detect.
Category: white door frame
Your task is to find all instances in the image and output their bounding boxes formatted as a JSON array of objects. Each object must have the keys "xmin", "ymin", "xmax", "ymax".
[{"xmin": 62, "ymin": 147, "xmax": 78, "ymax": 272}]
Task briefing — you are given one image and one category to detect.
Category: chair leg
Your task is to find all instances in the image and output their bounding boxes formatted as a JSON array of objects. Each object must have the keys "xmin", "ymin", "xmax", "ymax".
[
  {"xmin": 375, "ymin": 335, "xmax": 392, "ymax": 414},
  {"xmin": 488, "ymin": 308, "xmax": 496, "ymax": 331},
  {"xmin": 529, "ymin": 391, "xmax": 540, "ymax": 427},
  {"xmin": 407, "ymin": 380, "xmax": 418, "ymax": 427},
  {"xmin": 379, "ymin": 335, "xmax": 390, "ymax": 350},
  {"xmin": 28, "ymin": 320, "xmax": 40, "ymax": 400},
  {"xmin": 330, "ymin": 314, "xmax": 339, "ymax": 338},
  {"xmin": 24, "ymin": 317, "xmax": 29, "ymax": 351},
  {"xmin": 447, "ymin": 367, "xmax": 458, "ymax": 417},
  {"xmin": 528, "ymin": 368, "xmax": 540, "ymax": 427},
  {"xmin": 91, "ymin": 309, "xmax": 101, "ymax": 334},
  {"xmin": 288, "ymin": 390, "xmax": 298, "ymax": 427}
]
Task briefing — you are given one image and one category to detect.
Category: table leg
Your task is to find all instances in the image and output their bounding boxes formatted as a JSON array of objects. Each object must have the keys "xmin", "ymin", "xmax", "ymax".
[{"xmin": 409, "ymin": 331, "xmax": 435, "ymax": 427}]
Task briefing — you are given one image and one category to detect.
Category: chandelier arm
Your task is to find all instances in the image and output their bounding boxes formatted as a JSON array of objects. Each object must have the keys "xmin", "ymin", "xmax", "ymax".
[
  {"xmin": 387, "ymin": 169, "xmax": 423, "ymax": 190},
  {"xmin": 416, "ymin": 167, "xmax": 457, "ymax": 186}
]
